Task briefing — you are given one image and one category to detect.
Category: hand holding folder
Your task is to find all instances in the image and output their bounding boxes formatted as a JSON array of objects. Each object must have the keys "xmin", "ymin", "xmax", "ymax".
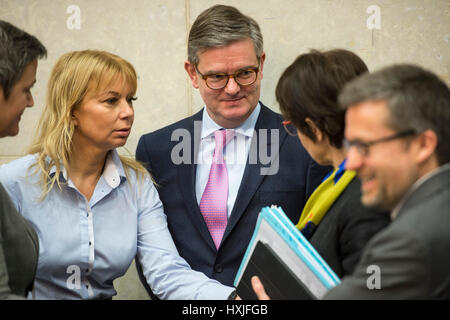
[{"xmin": 234, "ymin": 206, "xmax": 340, "ymax": 300}]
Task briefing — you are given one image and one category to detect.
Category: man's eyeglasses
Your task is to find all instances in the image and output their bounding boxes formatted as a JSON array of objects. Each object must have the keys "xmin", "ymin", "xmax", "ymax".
[
  {"xmin": 195, "ymin": 66, "xmax": 259, "ymax": 90},
  {"xmin": 343, "ymin": 129, "xmax": 416, "ymax": 156},
  {"xmin": 282, "ymin": 120, "xmax": 297, "ymax": 137}
]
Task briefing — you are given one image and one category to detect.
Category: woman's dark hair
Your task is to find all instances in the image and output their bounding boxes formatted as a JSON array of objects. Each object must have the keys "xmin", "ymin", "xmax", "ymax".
[{"xmin": 276, "ymin": 49, "xmax": 368, "ymax": 148}]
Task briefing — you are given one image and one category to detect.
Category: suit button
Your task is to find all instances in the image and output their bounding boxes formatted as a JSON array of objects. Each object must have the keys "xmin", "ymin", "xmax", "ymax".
[{"xmin": 214, "ymin": 264, "xmax": 223, "ymax": 273}]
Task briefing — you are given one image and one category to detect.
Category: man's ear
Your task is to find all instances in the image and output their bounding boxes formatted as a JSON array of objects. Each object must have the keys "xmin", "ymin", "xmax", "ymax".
[
  {"xmin": 414, "ymin": 129, "xmax": 438, "ymax": 165},
  {"xmin": 184, "ymin": 61, "xmax": 199, "ymax": 89},
  {"xmin": 258, "ymin": 52, "xmax": 266, "ymax": 80}
]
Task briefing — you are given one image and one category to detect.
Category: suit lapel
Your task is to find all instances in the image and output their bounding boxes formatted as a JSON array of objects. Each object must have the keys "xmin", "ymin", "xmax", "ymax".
[
  {"xmin": 177, "ymin": 105, "xmax": 289, "ymax": 249},
  {"xmin": 223, "ymin": 104, "xmax": 288, "ymax": 241},
  {"xmin": 176, "ymin": 110, "xmax": 217, "ymax": 250}
]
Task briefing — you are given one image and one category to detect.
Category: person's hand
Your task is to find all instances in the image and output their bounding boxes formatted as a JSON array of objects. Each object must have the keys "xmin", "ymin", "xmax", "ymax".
[{"xmin": 251, "ymin": 276, "xmax": 271, "ymax": 300}]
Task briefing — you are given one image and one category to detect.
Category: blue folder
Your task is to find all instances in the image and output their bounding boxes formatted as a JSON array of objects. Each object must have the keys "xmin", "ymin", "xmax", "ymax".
[{"xmin": 234, "ymin": 206, "xmax": 340, "ymax": 299}]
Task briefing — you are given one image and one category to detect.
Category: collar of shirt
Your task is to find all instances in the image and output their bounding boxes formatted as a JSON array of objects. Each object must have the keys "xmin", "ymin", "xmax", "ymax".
[
  {"xmin": 391, "ymin": 162, "xmax": 450, "ymax": 220},
  {"xmin": 48, "ymin": 149, "xmax": 126, "ymax": 188},
  {"xmin": 200, "ymin": 102, "xmax": 261, "ymax": 139}
]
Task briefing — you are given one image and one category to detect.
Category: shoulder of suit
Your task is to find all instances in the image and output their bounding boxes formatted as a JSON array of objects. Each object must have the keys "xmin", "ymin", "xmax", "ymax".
[
  {"xmin": 395, "ymin": 167, "xmax": 450, "ymax": 224},
  {"xmin": 258, "ymin": 103, "xmax": 282, "ymax": 119}
]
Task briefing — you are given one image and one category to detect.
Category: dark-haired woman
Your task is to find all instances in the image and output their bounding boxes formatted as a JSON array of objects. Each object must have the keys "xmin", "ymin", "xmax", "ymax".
[{"xmin": 276, "ymin": 49, "xmax": 391, "ymax": 277}]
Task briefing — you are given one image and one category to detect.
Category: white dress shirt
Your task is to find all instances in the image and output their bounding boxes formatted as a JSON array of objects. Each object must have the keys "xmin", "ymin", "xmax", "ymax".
[{"xmin": 195, "ymin": 103, "xmax": 261, "ymax": 217}]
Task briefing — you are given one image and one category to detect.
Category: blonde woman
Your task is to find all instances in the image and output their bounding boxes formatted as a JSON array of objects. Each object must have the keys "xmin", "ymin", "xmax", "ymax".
[{"xmin": 0, "ymin": 50, "xmax": 234, "ymax": 300}]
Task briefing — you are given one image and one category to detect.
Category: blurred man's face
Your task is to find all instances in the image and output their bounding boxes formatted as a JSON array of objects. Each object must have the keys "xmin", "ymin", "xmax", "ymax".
[
  {"xmin": 344, "ymin": 100, "xmax": 420, "ymax": 211},
  {"xmin": 0, "ymin": 59, "xmax": 37, "ymax": 137}
]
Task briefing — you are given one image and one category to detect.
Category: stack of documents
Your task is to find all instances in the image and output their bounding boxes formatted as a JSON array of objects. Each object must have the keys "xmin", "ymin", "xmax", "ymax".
[{"xmin": 234, "ymin": 206, "xmax": 340, "ymax": 299}]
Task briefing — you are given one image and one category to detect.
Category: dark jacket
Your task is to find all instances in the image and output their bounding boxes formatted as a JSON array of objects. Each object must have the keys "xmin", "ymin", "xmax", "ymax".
[
  {"xmin": 135, "ymin": 103, "xmax": 330, "ymax": 286},
  {"xmin": 325, "ymin": 165, "xmax": 450, "ymax": 299},
  {"xmin": 308, "ymin": 177, "xmax": 391, "ymax": 278}
]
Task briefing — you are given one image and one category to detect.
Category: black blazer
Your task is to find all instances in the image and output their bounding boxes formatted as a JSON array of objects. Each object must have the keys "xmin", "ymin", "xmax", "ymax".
[
  {"xmin": 308, "ymin": 177, "xmax": 391, "ymax": 278},
  {"xmin": 135, "ymin": 103, "xmax": 330, "ymax": 286}
]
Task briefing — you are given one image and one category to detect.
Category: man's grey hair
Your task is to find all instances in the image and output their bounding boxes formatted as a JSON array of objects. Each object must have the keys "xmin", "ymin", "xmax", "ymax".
[
  {"xmin": 0, "ymin": 20, "xmax": 47, "ymax": 99},
  {"xmin": 339, "ymin": 64, "xmax": 450, "ymax": 165},
  {"xmin": 187, "ymin": 5, "xmax": 263, "ymax": 66}
]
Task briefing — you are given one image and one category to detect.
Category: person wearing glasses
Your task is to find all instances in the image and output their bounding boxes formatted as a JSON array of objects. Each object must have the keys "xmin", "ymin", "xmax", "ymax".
[
  {"xmin": 268, "ymin": 49, "xmax": 391, "ymax": 281},
  {"xmin": 135, "ymin": 4, "xmax": 328, "ymax": 292},
  {"xmin": 255, "ymin": 64, "xmax": 450, "ymax": 299},
  {"xmin": 0, "ymin": 21, "xmax": 46, "ymax": 299},
  {"xmin": 325, "ymin": 64, "xmax": 450, "ymax": 299}
]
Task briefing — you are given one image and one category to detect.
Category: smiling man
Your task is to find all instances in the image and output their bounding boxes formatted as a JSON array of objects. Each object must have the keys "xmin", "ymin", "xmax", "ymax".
[
  {"xmin": 136, "ymin": 5, "xmax": 328, "ymax": 293},
  {"xmin": 322, "ymin": 64, "xmax": 450, "ymax": 299}
]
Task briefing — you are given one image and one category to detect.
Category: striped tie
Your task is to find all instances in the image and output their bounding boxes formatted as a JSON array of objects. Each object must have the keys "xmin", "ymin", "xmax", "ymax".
[{"xmin": 199, "ymin": 129, "xmax": 234, "ymax": 249}]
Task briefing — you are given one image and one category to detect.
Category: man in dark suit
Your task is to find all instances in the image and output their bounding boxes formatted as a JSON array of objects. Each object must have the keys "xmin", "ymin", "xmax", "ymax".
[
  {"xmin": 136, "ymin": 5, "xmax": 328, "ymax": 288},
  {"xmin": 252, "ymin": 64, "xmax": 450, "ymax": 299}
]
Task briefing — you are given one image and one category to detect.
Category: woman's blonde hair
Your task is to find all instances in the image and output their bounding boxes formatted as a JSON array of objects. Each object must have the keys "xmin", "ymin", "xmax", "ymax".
[{"xmin": 28, "ymin": 50, "xmax": 148, "ymax": 198}]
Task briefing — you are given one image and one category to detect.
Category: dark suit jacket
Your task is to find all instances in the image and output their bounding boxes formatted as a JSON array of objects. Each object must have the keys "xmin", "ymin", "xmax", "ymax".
[
  {"xmin": 325, "ymin": 165, "xmax": 450, "ymax": 299},
  {"xmin": 0, "ymin": 183, "xmax": 39, "ymax": 299},
  {"xmin": 136, "ymin": 103, "xmax": 329, "ymax": 286},
  {"xmin": 309, "ymin": 177, "xmax": 391, "ymax": 278}
]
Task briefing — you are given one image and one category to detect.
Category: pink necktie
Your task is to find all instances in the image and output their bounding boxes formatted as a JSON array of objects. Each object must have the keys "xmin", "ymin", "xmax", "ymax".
[{"xmin": 199, "ymin": 129, "xmax": 234, "ymax": 249}]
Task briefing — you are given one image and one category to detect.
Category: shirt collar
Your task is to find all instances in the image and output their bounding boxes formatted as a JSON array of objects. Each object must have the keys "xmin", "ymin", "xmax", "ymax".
[
  {"xmin": 391, "ymin": 162, "xmax": 450, "ymax": 220},
  {"xmin": 103, "ymin": 150, "xmax": 126, "ymax": 188},
  {"xmin": 200, "ymin": 102, "xmax": 261, "ymax": 139},
  {"xmin": 48, "ymin": 149, "xmax": 126, "ymax": 188}
]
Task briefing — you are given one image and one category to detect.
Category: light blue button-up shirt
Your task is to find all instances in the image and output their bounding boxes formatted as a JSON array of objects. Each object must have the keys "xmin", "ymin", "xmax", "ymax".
[{"xmin": 0, "ymin": 150, "xmax": 234, "ymax": 299}]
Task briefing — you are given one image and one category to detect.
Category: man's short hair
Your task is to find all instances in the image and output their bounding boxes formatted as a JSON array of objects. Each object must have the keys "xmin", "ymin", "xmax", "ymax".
[
  {"xmin": 339, "ymin": 64, "xmax": 450, "ymax": 165},
  {"xmin": 187, "ymin": 5, "xmax": 263, "ymax": 66},
  {"xmin": 0, "ymin": 20, "xmax": 47, "ymax": 99}
]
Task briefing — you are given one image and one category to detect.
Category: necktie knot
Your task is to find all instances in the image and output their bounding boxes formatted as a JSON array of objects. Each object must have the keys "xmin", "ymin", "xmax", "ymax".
[{"xmin": 213, "ymin": 129, "xmax": 234, "ymax": 163}]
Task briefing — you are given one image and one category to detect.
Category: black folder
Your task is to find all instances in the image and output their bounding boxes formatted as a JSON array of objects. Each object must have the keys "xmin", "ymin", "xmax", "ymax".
[{"xmin": 236, "ymin": 240, "xmax": 315, "ymax": 300}]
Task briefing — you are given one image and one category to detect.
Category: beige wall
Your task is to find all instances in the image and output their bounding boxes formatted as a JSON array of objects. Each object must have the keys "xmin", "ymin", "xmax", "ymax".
[{"xmin": 1, "ymin": 0, "xmax": 448, "ymax": 299}]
